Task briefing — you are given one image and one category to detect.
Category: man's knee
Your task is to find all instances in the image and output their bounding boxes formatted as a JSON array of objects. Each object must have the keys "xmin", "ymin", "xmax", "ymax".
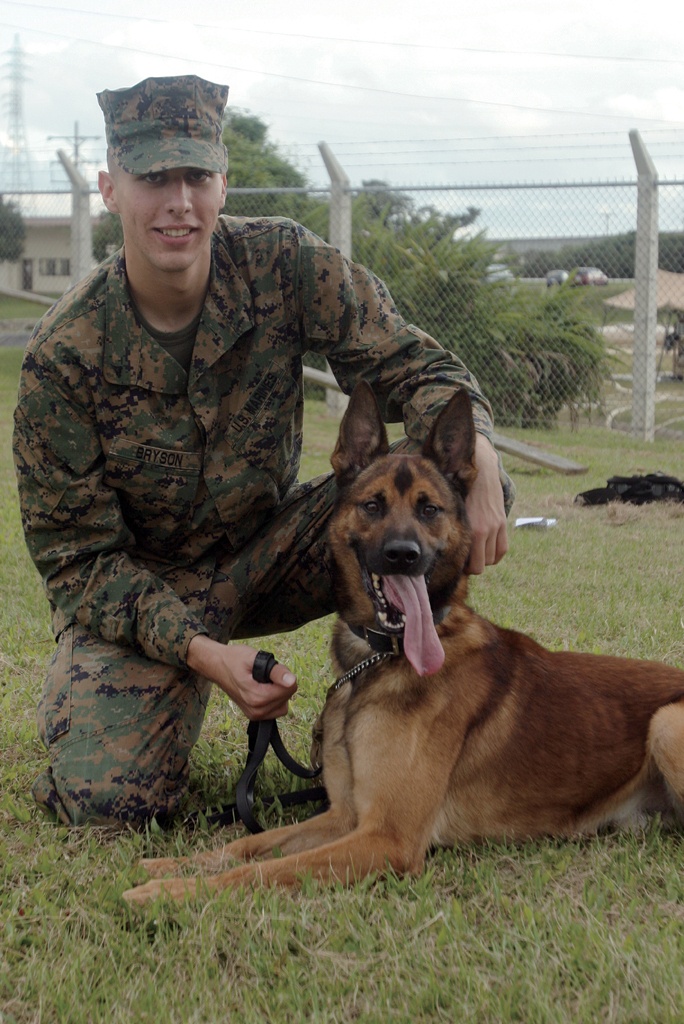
[
  {"xmin": 34, "ymin": 624, "xmax": 209, "ymax": 826},
  {"xmin": 31, "ymin": 761, "xmax": 187, "ymax": 827}
]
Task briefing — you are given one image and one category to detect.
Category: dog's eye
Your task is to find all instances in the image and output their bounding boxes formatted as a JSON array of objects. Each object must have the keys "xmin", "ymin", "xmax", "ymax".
[
  {"xmin": 362, "ymin": 500, "xmax": 380, "ymax": 516},
  {"xmin": 421, "ymin": 503, "xmax": 439, "ymax": 519}
]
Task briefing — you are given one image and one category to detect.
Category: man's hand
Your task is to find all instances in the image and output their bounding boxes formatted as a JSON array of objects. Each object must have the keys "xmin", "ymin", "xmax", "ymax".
[
  {"xmin": 465, "ymin": 434, "xmax": 509, "ymax": 574},
  {"xmin": 186, "ymin": 634, "xmax": 297, "ymax": 720}
]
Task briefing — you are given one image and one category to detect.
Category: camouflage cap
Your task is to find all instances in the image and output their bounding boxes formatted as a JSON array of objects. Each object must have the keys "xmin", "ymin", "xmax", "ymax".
[{"xmin": 97, "ymin": 75, "xmax": 229, "ymax": 174}]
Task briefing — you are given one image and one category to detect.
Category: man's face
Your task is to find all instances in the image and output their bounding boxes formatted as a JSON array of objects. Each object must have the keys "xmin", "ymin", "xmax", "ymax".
[{"xmin": 98, "ymin": 164, "xmax": 227, "ymax": 281}]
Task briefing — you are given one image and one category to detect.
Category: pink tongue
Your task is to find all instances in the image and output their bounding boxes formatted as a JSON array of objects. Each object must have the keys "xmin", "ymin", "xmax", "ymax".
[{"xmin": 382, "ymin": 575, "xmax": 445, "ymax": 676}]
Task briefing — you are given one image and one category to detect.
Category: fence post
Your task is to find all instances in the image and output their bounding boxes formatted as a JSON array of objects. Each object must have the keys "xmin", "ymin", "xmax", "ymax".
[
  {"xmin": 317, "ymin": 142, "xmax": 352, "ymax": 257},
  {"xmin": 317, "ymin": 142, "xmax": 352, "ymax": 414},
  {"xmin": 57, "ymin": 150, "xmax": 92, "ymax": 287},
  {"xmin": 628, "ymin": 130, "xmax": 658, "ymax": 442}
]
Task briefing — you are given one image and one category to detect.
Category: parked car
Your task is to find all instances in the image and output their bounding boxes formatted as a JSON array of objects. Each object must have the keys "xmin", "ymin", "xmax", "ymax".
[
  {"xmin": 486, "ymin": 263, "xmax": 514, "ymax": 283},
  {"xmin": 573, "ymin": 266, "xmax": 608, "ymax": 286},
  {"xmin": 546, "ymin": 269, "xmax": 569, "ymax": 286}
]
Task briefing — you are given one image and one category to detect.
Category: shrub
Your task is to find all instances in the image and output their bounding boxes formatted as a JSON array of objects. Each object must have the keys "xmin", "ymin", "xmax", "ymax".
[{"xmin": 352, "ymin": 210, "xmax": 606, "ymax": 428}]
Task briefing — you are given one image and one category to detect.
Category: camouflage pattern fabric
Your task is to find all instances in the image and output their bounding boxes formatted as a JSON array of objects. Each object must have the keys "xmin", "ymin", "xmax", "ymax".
[
  {"xmin": 32, "ymin": 468, "xmax": 338, "ymax": 825},
  {"xmin": 97, "ymin": 75, "xmax": 229, "ymax": 174},
  {"xmin": 14, "ymin": 215, "xmax": 515, "ymax": 825},
  {"xmin": 33, "ymin": 624, "xmax": 212, "ymax": 826}
]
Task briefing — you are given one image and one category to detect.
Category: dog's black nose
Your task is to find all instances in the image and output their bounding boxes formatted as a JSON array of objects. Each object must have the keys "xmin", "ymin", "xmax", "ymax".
[{"xmin": 382, "ymin": 539, "xmax": 422, "ymax": 574}]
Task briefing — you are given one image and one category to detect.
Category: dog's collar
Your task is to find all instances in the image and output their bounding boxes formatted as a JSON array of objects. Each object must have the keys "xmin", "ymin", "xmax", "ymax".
[
  {"xmin": 330, "ymin": 651, "xmax": 392, "ymax": 693},
  {"xmin": 349, "ymin": 624, "xmax": 404, "ymax": 655},
  {"xmin": 349, "ymin": 605, "xmax": 450, "ymax": 656},
  {"xmin": 331, "ymin": 606, "xmax": 450, "ymax": 694}
]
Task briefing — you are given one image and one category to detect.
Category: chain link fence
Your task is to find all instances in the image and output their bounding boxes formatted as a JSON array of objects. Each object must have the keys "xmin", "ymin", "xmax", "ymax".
[{"xmin": 2, "ymin": 174, "xmax": 684, "ymax": 434}]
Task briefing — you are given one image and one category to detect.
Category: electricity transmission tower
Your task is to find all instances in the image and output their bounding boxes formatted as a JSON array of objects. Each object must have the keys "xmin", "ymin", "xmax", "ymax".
[{"xmin": 2, "ymin": 34, "xmax": 33, "ymax": 192}]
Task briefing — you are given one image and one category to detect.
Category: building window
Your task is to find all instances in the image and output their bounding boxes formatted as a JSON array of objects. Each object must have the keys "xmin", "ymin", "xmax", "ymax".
[{"xmin": 39, "ymin": 258, "xmax": 70, "ymax": 276}]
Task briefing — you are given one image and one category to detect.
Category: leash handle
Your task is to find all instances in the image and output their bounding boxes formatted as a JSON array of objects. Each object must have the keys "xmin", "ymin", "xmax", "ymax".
[
  {"xmin": 235, "ymin": 648, "xmax": 324, "ymax": 834},
  {"xmin": 252, "ymin": 649, "xmax": 278, "ymax": 684}
]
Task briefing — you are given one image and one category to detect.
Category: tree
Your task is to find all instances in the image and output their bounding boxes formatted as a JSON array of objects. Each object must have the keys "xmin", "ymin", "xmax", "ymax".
[
  {"xmin": 92, "ymin": 210, "xmax": 123, "ymax": 263},
  {"xmin": 221, "ymin": 109, "xmax": 327, "ymax": 232},
  {"xmin": 0, "ymin": 195, "xmax": 25, "ymax": 263},
  {"xmin": 356, "ymin": 181, "xmax": 416, "ymax": 230},
  {"xmin": 354, "ymin": 181, "xmax": 479, "ymax": 239},
  {"xmin": 223, "ymin": 110, "xmax": 306, "ymax": 189},
  {"xmin": 350, "ymin": 194, "xmax": 605, "ymax": 428}
]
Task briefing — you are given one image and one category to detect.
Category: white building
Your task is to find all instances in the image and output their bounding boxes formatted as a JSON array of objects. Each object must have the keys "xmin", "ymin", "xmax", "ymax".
[{"xmin": 0, "ymin": 192, "xmax": 103, "ymax": 297}]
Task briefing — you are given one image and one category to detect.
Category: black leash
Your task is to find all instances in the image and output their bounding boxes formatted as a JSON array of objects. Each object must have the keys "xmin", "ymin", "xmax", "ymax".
[
  {"xmin": 186, "ymin": 650, "xmax": 326, "ymax": 834},
  {"xmin": 187, "ymin": 628, "xmax": 412, "ymax": 833}
]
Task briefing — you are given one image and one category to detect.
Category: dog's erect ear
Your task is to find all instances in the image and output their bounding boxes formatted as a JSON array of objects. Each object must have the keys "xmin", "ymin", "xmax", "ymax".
[
  {"xmin": 331, "ymin": 380, "xmax": 390, "ymax": 485},
  {"xmin": 422, "ymin": 389, "xmax": 478, "ymax": 495}
]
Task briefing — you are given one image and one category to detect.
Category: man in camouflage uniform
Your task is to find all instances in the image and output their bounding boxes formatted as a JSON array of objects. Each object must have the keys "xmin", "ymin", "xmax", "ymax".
[{"xmin": 13, "ymin": 75, "xmax": 514, "ymax": 826}]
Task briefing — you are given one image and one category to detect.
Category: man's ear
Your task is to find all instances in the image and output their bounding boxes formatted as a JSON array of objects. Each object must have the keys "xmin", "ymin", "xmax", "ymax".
[{"xmin": 98, "ymin": 170, "xmax": 119, "ymax": 215}]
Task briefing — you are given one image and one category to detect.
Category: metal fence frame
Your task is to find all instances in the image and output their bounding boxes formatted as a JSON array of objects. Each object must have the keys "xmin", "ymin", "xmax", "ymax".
[
  {"xmin": 319, "ymin": 133, "xmax": 667, "ymax": 443},
  {"xmin": 3, "ymin": 133, "xmax": 682, "ymax": 440}
]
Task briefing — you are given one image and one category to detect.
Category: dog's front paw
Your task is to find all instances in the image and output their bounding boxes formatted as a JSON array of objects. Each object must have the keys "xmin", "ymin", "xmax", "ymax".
[
  {"xmin": 137, "ymin": 856, "xmax": 188, "ymax": 878},
  {"xmin": 122, "ymin": 875, "xmax": 204, "ymax": 906}
]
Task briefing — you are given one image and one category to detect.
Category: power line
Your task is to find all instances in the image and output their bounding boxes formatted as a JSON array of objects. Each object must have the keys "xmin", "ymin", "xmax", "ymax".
[
  {"xmin": 302, "ymin": 128, "xmax": 684, "ymax": 151},
  {"xmin": 2, "ymin": 0, "xmax": 684, "ymax": 67},
  {"xmin": 47, "ymin": 121, "xmax": 100, "ymax": 168},
  {"xmin": 2, "ymin": 17, "xmax": 683, "ymax": 129}
]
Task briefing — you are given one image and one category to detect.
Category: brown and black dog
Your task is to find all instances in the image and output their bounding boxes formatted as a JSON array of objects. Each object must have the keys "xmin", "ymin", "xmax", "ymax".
[{"xmin": 124, "ymin": 381, "xmax": 684, "ymax": 905}]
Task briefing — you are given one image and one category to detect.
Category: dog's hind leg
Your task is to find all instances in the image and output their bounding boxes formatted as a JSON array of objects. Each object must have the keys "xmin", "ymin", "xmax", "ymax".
[{"xmin": 648, "ymin": 699, "xmax": 684, "ymax": 819}]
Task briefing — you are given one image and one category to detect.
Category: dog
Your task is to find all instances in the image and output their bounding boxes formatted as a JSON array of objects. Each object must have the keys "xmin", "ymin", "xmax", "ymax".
[{"xmin": 123, "ymin": 380, "xmax": 684, "ymax": 904}]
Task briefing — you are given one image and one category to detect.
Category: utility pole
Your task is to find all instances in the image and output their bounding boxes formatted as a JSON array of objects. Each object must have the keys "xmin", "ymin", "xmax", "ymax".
[
  {"xmin": 48, "ymin": 122, "xmax": 100, "ymax": 172},
  {"xmin": 57, "ymin": 149, "xmax": 93, "ymax": 286}
]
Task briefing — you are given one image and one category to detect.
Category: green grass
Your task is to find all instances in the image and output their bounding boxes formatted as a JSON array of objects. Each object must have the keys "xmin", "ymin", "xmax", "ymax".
[
  {"xmin": 0, "ymin": 296, "xmax": 52, "ymax": 320},
  {"xmin": 2, "ymin": 351, "xmax": 684, "ymax": 1023}
]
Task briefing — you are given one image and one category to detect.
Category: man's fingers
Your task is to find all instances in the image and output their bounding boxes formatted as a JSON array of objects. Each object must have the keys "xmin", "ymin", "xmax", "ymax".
[
  {"xmin": 248, "ymin": 659, "xmax": 297, "ymax": 719},
  {"xmin": 494, "ymin": 522, "xmax": 509, "ymax": 563},
  {"xmin": 466, "ymin": 523, "xmax": 508, "ymax": 575},
  {"xmin": 269, "ymin": 662, "xmax": 297, "ymax": 689},
  {"xmin": 466, "ymin": 543, "xmax": 484, "ymax": 575}
]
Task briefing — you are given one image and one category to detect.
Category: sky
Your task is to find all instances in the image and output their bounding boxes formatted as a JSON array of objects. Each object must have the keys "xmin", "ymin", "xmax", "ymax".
[{"xmin": 1, "ymin": 0, "xmax": 684, "ymax": 217}]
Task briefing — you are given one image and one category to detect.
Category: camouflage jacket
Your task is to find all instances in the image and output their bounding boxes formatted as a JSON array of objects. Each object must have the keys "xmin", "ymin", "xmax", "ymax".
[{"xmin": 13, "ymin": 216, "xmax": 508, "ymax": 668}]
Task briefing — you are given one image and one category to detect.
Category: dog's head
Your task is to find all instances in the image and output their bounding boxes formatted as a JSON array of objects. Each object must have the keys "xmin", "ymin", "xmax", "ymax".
[{"xmin": 329, "ymin": 381, "xmax": 477, "ymax": 675}]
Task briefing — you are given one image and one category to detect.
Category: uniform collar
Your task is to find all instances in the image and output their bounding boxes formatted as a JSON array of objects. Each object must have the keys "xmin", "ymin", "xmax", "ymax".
[{"xmin": 102, "ymin": 238, "xmax": 255, "ymax": 392}]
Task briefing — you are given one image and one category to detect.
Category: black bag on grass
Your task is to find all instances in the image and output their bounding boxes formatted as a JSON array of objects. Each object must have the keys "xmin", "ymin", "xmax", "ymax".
[{"xmin": 576, "ymin": 473, "xmax": 684, "ymax": 507}]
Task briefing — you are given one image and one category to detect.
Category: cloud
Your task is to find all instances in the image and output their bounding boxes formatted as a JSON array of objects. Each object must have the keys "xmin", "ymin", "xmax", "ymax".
[
  {"xmin": 3, "ymin": 0, "xmax": 684, "ymax": 189},
  {"xmin": 607, "ymin": 88, "xmax": 684, "ymax": 125}
]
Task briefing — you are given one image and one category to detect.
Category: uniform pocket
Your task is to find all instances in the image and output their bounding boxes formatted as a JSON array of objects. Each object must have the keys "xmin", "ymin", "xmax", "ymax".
[
  {"xmin": 103, "ymin": 437, "xmax": 202, "ymax": 538},
  {"xmin": 40, "ymin": 624, "xmax": 74, "ymax": 745}
]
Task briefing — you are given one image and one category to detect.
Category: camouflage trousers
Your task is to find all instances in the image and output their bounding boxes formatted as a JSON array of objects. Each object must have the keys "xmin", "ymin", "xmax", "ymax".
[{"xmin": 32, "ymin": 471, "xmax": 338, "ymax": 826}]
